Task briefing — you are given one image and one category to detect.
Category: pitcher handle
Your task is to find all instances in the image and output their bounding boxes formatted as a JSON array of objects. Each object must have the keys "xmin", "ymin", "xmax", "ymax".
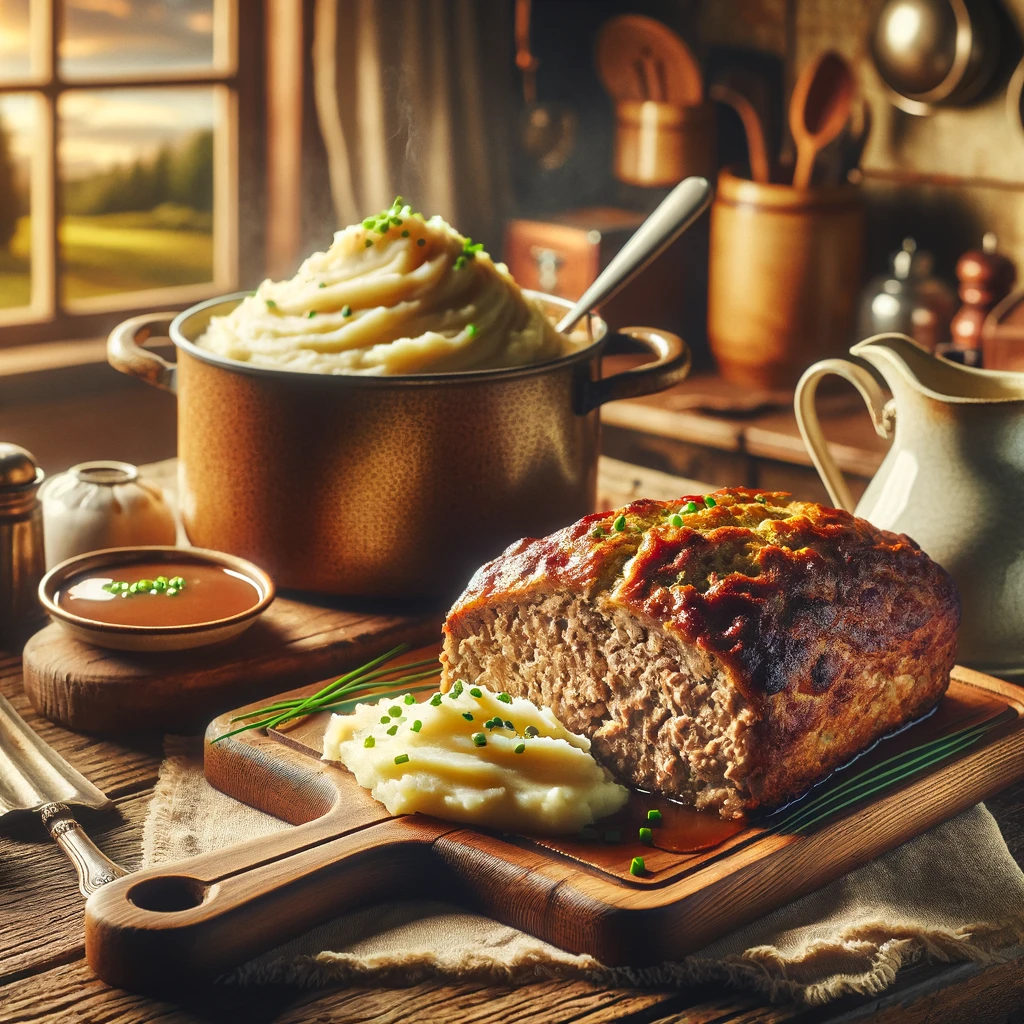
[
  {"xmin": 795, "ymin": 358, "xmax": 894, "ymax": 513},
  {"xmin": 107, "ymin": 313, "xmax": 178, "ymax": 394}
]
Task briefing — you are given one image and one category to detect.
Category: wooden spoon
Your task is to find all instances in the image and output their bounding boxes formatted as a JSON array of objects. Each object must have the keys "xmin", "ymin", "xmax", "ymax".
[
  {"xmin": 710, "ymin": 81, "xmax": 771, "ymax": 184},
  {"xmin": 789, "ymin": 51, "xmax": 855, "ymax": 189}
]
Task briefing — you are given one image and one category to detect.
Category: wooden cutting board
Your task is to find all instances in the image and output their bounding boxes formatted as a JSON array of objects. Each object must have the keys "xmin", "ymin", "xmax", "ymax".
[
  {"xmin": 22, "ymin": 597, "xmax": 438, "ymax": 734},
  {"xmin": 84, "ymin": 661, "xmax": 1024, "ymax": 994}
]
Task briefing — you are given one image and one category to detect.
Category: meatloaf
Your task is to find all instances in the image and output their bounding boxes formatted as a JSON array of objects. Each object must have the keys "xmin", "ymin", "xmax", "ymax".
[{"xmin": 441, "ymin": 488, "xmax": 960, "ymax": 818}]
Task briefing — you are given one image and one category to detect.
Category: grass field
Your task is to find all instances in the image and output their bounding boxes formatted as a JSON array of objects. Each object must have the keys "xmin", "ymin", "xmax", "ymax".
[{"xmin": 0, "ymin": 210, "xmax": 213, "ymax": 309}]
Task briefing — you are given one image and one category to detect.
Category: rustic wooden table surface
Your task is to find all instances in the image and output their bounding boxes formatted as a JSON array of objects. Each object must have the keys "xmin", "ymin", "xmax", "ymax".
[{"xmin": 2, "ymin": 458, "xmax": 1023, "ymax": 1024}]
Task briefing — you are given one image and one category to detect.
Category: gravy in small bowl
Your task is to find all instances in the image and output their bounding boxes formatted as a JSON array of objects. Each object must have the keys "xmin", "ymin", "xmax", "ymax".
[{"xmin": 40, "ymin": 547, "xmax": 274, "ymax": 651}]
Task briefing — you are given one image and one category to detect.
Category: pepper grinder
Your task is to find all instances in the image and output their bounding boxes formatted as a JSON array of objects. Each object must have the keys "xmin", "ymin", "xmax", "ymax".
[
  {"xmin": 0, "ymin": 444, "xmax": 47, "ymax": 648},
  {"xmin": 939, "ymin": 233, "xmax": 1016, "ymax": 367}
]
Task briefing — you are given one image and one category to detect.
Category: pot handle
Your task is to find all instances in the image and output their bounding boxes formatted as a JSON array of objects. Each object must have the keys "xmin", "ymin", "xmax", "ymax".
[
  {"xmin": 107, "ymin": 313, "xmax": 178, "ymax": 394},
  {"xmin": 794, "ymin": 358, "xmax": 894, "ymax": 513},
  {"xmin": 581, "ymin": 326, "xmax": 691, "ymax": 413}
]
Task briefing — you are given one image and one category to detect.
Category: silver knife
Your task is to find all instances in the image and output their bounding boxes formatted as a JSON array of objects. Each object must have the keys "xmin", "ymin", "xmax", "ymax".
[{"xmin": 0, "ymin": 692, "xmax": 127, "ymax": 896}]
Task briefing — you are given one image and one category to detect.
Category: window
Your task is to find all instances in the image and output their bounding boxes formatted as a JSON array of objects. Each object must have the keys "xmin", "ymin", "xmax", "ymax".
[{"xmin": 0, "ymin": 0, "xmax": 258, "ymax": 347}]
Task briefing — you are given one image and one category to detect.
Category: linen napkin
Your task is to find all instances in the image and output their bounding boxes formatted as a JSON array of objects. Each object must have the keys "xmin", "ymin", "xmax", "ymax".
[{"xmin": 143, "ymin": 736, "xmax": 1024, "ymax": 1006}]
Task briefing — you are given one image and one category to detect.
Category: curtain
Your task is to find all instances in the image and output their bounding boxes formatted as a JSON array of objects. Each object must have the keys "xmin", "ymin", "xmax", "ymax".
[{"xmin": 313, "ymin": 0, "xmax": 515, "ymax": 251}]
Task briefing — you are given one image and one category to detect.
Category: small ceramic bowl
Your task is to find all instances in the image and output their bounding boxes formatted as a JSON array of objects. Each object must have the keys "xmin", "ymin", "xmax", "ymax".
[{"xmin": 39, "ymin": 546, "xmax": 275, "ymax": 652}]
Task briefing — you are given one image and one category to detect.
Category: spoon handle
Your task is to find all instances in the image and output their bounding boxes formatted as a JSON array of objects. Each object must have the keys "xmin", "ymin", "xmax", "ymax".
[
  {"xmin": 792, "ymin": 141, "xmax": 816, "ymax": 189},
  {"xmin": 556, "ymin": 176, "xmax": 712, "ymax": 335}
]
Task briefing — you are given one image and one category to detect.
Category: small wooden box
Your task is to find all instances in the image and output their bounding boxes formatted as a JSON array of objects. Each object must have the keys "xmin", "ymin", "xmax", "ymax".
[{"xmin": 504, "ymin": 206, "xmax": 696, "ymax": 342}]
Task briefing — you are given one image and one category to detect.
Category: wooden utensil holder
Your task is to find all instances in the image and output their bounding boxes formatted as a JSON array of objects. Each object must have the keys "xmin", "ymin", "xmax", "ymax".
[
  {"xmin": 613, "ymin": 101, "xmax": 715, "ymax": 187},
  {"xmin": 708, "ymin": 168, "xmax": 864, "ymax": 389}
]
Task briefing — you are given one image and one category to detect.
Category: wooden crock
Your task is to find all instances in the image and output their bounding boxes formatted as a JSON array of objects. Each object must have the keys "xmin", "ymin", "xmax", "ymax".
[
  {"xmin": 107, "ymin": 294, "xmax": 690, "ymax": 600},
  {"xmin": 613, "ymin": 101, "xmax": 716, "ymax": 187},
  {"xmin": 707, "ymin": 168, "xmax": 864, "ymax": 389}
]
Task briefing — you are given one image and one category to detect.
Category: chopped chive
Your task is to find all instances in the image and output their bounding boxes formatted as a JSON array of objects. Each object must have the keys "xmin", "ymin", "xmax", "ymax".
[
  {"xmin": 365, "ymin": 239, "xmax": 373, "ymax": 247},
  {"xmin": 306, "ymin": 310, "xmax": 317, "ymax": 318},
  {"xmin": 454, "ymin": 256, "xmax": 466, "ymax": 270},
  {"xmin": 466, "ymin": 323, "xmax": 478, "ymax": 338},
  {"xmin": 411, "ymin": 720, "xmax": 422, "ymax": 732},
  {"xmin": 318, "ymin": 281, "xmax": 326, "ymax": 288},
  {"xmin": 265, "ymin": 298, "xmax": 277, "ymax": 309},
  {"xmin": 647, "ymin": 809, "xmax": 662, "ymax": 823},
  {"xmin": 388, "ymin": 706, "xmax": 402, "ymax": 718},
  {"xmin": 417, "ymin": 238, "xmax": 426, "ymax": 246},
  {"xmin": 392, "ymin": 195, "xmax": 403, "ymax": 207},
  {"xmin": 472, "ymin": 732, "xmax": 487, "ymax": 747},
  {"xmin": 704, "ymin": 495, "xmax": 717, "ymax": 507},
  {"xmin": 462, "ymin": 712, "xmax": 474, "ymax": 721},
  {"xmin": 363, "ymin": 735, "xmax": 375, "ymax": 748},
  {"xmin": 639, "ymin": 827, "xmax": 653, "ymax": 845},
  {"xmin": 514, "ymin": 742, "xmax": 526, "ymax": 754},
  {"xmin": 669, "ymin": 514, "xmax": 683, "ymax": 527},
  {"xmin": 403, "ymin": 694, "xmax": 416, "ymax": 705},
  {"xmin": 430, "ymin": 693, "xmax": 443, "ymax": 706},
  {"xmin": 497, "ymin": 692, "xmax": 512, "ymax": 704},
  {"xmin": 524, "ymin": 726, "xmax": 539, "ymax": 738},
  {"xmin": 394, "ymin": 753, "xmax": 410, "ymax": 765},
  {"xmin": 630, "ymin": 856, "xmax": 646, "ymax": 876},
  {"xmin": 450, "ymin": 680, "xmax": 464, "ymax": 698},
  {"xmin": 386, "ymin": 725, "xmax": 398, "ymax": 736},
  {"xmin": 362, "ymin": 218, "xmax": 376, "ymax": 228},
  {"xmin": 469, "ymin": 687, "xmax": 482, "ymax": 698},
  {"xmin": 342, "ymin": 304, "xmax": 352, "ymax": 317},
  {"xmin": 613, "ymin": 514, "xmax": 627, "ymax": 532},
  {"xmin": 379, "ymin": 716, "xmax": 391, "ymax": 725},
  {"xmin": 504, "ymin": 720, "xmax": 514, "ymax": 730},
  {"xmin": 755, "ymin": 494, "xmax": 767, "ymax": 504},
  {"xmin": 603, "ymin": 830, "xmax": 621, "ymax": 843},
  {"xmin": 683, "ymin": 501, "xmax": 699, "ymax": 513},
  {"xmin": 401, "ymin": 229, "xmax": 409, "ymax": 237},
  {"xmin": 591, "ymin": 527, "xmax": 606, "ymax": 539}
]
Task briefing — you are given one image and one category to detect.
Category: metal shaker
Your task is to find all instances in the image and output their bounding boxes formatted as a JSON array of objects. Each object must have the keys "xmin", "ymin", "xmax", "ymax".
[{"xmin": 0, "ymin": 444, "xmax": 47, "ymax": 647}]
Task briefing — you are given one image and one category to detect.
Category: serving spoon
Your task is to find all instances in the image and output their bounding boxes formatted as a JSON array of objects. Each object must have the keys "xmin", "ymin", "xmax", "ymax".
[
  {"xmin": 789, "ymin": 51, "xmax": 854, "ymax": 190},
  {"xmin": 556, "ymin": 175, "xmax": 713, "ymax": 335}
]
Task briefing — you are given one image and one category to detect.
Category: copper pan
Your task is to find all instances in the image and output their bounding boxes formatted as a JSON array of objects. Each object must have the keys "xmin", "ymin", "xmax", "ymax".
[{"xmin": 107, "ymin": 292, "xmax": 690, "ymax": 600}]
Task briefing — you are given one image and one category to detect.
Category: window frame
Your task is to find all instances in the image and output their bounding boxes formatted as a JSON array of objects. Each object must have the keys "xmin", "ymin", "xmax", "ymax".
[{"xmin": 0, "ymin": 0, "xmax": 265, "ymax": 349}]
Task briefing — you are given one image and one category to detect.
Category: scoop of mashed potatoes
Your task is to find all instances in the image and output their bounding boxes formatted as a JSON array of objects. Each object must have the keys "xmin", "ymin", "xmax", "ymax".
[
  {"xmin": 322, "ymin": 680, "xmax": 628, "ymax": 835},
  {"xmin": 198, "ymin": 198, "xmax": 567, "ymax": 374}
]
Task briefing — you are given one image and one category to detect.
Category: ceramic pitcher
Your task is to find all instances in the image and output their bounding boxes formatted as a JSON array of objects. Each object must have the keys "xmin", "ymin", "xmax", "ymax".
[{"xmin": 795, "ymin": 333, "xmax": 1024, "ymax": 680}]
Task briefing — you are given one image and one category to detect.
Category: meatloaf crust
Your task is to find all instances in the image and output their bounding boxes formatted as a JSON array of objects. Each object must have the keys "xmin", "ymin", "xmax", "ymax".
[{"xmin": 441, "ymin": 487, "xmax": 961, "ymax": 818}]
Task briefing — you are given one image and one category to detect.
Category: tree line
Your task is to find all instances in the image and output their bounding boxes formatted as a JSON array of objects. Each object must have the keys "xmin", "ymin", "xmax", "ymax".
[{"xmin": 0, "ymin": 121, "xmax": 214, "ymax": 252}]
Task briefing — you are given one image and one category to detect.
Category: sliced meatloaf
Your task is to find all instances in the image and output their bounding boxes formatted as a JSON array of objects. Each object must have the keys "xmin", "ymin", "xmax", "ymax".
[{"xmin": 441, "ymin": 488, "xmax": 960, "ymax": 818}]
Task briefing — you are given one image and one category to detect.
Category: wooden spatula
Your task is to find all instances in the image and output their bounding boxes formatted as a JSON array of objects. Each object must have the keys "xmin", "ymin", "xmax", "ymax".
[{"xmin": 789, "ymin": 51, "xmax": 854, "ymax": 189}]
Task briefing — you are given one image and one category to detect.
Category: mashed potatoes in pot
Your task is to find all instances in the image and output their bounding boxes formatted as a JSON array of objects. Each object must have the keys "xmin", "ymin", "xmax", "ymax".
[
  {"xmin": 322, "ymin": 680, "xmax": 628, "ymax": 834},
  {"xmin": 198, "ymin": 198, "xmax": 568, "ymax": 375}
]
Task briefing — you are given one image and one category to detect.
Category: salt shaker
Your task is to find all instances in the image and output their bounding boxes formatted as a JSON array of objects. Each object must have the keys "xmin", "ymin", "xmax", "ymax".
[
  {"xmin": 39, "ymin": 461, "xmax": 177, "ymax": 569},
  {"xmin": 0, "ymin": 443, "xmax": 47, "ymax": 647}
]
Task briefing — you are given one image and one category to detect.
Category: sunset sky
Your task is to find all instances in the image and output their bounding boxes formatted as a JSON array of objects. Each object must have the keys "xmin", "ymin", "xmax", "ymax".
[{"xmin": 0, "ymin": 0, "xmax": 218, "ymax": 178}]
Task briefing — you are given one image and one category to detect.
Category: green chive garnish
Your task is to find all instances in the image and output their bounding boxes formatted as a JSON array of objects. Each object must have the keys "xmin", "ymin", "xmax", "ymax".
[
  {"xmin": 639, "ymin": 827, "xmax": 653, "ymax": 845},
  {"xmin": 466, "ymin": 323, "xmax": 478, "ymax": 338},
  {"xmin": 591, "ymin": 527, "xmax": 606, "ymax": 539},
  {"xmin": 472, "ymin": 732, "xmax": 486, "ymax": 747},
  {"xmin": 450, "ymin": 680, "xmax": 464, "ymax": 698},
  {"xmin": 417, "ymin": 238, "xmax": 426, "ymax": 246},
  {"xmin": 362, "ymin": 218, "xmax": 376, "ymax": 228},
  {"xmin": 454, "ymin": 256, "xmax": 466, "ymax": 270},
  {"xmin": 469, "ymin": 687, "xmax": 482, "ymax": 698},
  {"xmin": 365, "ymin": 239, "xmax": 373, "ymax": 247},
  {"xmin": 380, "ymin": 716, "xmax": 391, "ymax": 725},
  {"xmin": 647, "ymin": 809, "xmax": 662, "ymax": 823},
  {"xmin": 630, "ymin": 856, "xmax": 646, "ymax": 876},
  {"xmin": 342, "ymin": 304, "xmax": 352, "ymax": 317},
  {"xmin": 514, "ymin": 742, "xmax": 526, "ymax": 754},
  {"xmin": 265, "ymin": 299, "xmax": 277, "ymax": 309},
  {"xmin": 364, "ymin": 735, "xmax": 375, "ymax": 748},
  {"xmin": 462, "ymin": 712, "xmax": 474, "ymax": 721},
  {"xmin": 403, "ymin": 694, "xmax": 416, "ymax": 705},
  {"xmin": 504, "ymin": 720, "xmax": 514, "ymax": 730},
  {"xmin": 386, "ymin": 725, "xmax": 398, "ymax": 736},
  {"xmin": 669, "ymin": 514, "xmax": 683, "ymax": 527},
  {"xmin": 411, "ymin": 720, "xmax": 422, "ymax": 732},
  {"xmin": 306, "ymin": 310, "xmax": 316, "ymax": 318},
  {"xmin": 388, "ymin": 706, "xmax": 402, "ymax": 717},
  {"xmin": 755, "ymin": 494, "xmax": 767, "ymax": 504},
  {"xmin": 318, "ymin": 281, "xmax": 326, "ymax": 288},
  {"xmin": 394, "ymin": 753, "xmax": 410, "ymax": 765},
  {"xmin": 497, "ymin": 693, "xmax": 512, "ymax": 704},
  {"xmin": 401, "ymin": 230, "xmax": 409, "ymax": 237},
  {"xmin": 524, "ymin": 726, "xmax": 539, "ymax": 738},
  {"xmin": 430, "ymin": 693, "xmax": 442, "ymax": 706},
  {"xmin": 684, "ymin": 501, "xmax": 698, "ymax": 513},
  {"xmin": 704, "ymin": 495, "xmax": 717, "ymax": 507},
  {"xmin": 613, "ymin": 514, "xmax": 626, "ymax": 531}
]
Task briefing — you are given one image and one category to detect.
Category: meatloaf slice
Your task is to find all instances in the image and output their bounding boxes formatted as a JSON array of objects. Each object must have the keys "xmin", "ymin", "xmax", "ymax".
[{"xmin": 441, "ymin": 488, "xmax": 960, "ymax": 818}]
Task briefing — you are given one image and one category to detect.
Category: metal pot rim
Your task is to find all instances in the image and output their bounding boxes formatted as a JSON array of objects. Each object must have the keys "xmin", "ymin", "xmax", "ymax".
[{"xmin": 168, "ymin": 290, "xmax": 609, "ymax": 386}]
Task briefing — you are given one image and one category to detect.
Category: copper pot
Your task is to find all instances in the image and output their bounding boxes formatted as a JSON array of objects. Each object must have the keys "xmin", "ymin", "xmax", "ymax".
[{"xmin": 107, "ymin": 292, "xmax": 690, "ymax": 599}]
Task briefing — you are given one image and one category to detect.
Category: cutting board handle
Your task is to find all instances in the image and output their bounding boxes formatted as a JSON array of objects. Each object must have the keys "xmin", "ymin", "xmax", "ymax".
[{"xmin": 84, "ymin": 813, "xmax": 445, "ymax": 993}]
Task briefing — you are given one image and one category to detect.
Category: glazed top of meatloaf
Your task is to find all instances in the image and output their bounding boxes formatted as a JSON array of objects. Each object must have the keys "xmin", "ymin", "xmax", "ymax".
[{"xmin": 445, "ymin": 488, "xmax": 961, "ymax": 705}]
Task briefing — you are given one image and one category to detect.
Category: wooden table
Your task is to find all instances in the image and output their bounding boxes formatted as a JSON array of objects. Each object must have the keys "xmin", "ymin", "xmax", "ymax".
[{"xmin": 3, "ymin": 459, "xmax": 1024, "ymax": 1023}]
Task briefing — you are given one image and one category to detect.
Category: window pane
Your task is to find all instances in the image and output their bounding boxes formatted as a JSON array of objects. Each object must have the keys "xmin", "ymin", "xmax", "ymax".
[
  {"xmin": 59, "ymin": 87, "xmax": 214, "ymax": 302},
  {"xmin": 0, "ymin": 93, "xmax": 35, "ymax": 312},
  {"xmin": 0, "ymin": 0, "xmax": 32, "ymax": 81},
  {"xmin": 60, "ymin": 0, "xmax": 216, "ymax": 79}
]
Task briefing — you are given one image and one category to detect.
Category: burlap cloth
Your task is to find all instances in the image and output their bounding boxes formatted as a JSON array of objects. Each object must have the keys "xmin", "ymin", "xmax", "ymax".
[{"xmin": 143, "ymin": 737, "xmax": 1024, "ymax": 1006}]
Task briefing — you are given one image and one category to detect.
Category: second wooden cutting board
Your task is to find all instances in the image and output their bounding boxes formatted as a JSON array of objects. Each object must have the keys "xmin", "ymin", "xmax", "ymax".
[{"xmin": 83, "ymin": 661, "xmax": 1024, "ymax": 993}]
